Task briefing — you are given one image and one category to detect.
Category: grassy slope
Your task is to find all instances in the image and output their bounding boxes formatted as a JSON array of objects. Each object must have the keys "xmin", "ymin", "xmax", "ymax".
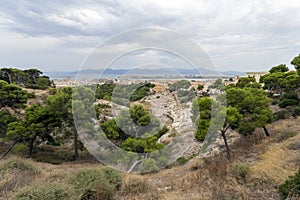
[{"xmin": 0, "ymin": 117, "xmax": 299, "ymax": 199}]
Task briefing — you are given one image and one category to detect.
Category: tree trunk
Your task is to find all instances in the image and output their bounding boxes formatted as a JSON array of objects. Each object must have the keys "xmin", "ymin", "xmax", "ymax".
[
  {"xmin": 3, "ymin": 72, "xmax": 12, "ymax": 84},
  {"xmin": 1, "ymin": 137, "xmax": 21, "ymax": 159},
  {"xmin": 263, "ymin": 126, "xmax": 270, "ymax": 137},
  {"xmin": 29, "ymin": 133, "xmax": 39, "ymax": 156},
  {"xmin": 221, "ymin": 130, "xmax": 231, "ymax": 161},
  {"xmin": 74, "ymin": 129, "xmax": 79, "ymax": 161}
]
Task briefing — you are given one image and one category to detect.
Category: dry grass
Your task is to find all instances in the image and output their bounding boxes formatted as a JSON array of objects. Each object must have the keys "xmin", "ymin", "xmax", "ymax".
[
  {"xmin": 1, "ymin": 117, "xmax": 300, "ymax": 199},
  {"xmin": 252, "ymin": 133, "xmax": 300, "ymax": 184},
  {"xmin": 0, "ymin": 157, "xmax": 40, "ymax": 199}
]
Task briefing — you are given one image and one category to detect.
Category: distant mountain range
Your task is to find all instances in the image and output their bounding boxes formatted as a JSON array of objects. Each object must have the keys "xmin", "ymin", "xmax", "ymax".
[{"xmin": 45, "ymin": 68, "xmax": 245, "ymax": 79}]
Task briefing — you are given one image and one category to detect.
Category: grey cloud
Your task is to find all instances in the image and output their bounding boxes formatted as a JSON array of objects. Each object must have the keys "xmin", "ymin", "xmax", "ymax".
[{"xmin": 0, "ymin": 0, "xmax": 300, "ymax": 71}]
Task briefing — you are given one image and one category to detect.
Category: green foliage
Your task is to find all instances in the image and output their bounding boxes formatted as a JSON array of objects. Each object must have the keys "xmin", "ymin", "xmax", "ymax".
[
  {"xmin": 291, "ymin": 53, "xmax": 300, "ymax": 74},
  {"xmin": 95, "ymin": 83, "xmax": 116, "ymax": 100},
  {"xmin": 278, "ymin": 92, "xmax": 299, "ymax": 108},
  {"xmin": 232, "ymin": 163, "xmax": 250, "ymax": 180},
  {"xmin": 269, "ymin": 64, "xmax": 289, "ymax": 74},
  {"xmin": 197, "ymin": 84, "xmax": 204, "ymax": 90},
  {"xmin": 0, "ymin": 80, "xmax": 29, "ymax": 108},
  {"xmin": 192, "ymin": 97, "xmax": 212, "ymax": 141},
  {"xmin": 130, "ymin": 85, "xmax": 151, "ymax": 101},
  {"xmin": 69, "ymin": 167, "xmax": 123, "ymax": 198},
  {"xmin": 12, "ymin": 144, "xmax": 28, "ymax": 153},
  {"xmin": 6, "ymin": 121, "xmax": 30, "ymax": 140},
  {"xmin": 177, "ymin": 89, "xmax": 196, "ymax": 103},
  {"xmin": 169, "ymin": 80, "xmax": 191, "ymax": 91},
  {"xmin": 226, "ymin": 87, "xmax": 273, "ymax": 135},
  {"xmin": 176, "ymin": 157, "xmax": 188, "ymax": 165},
  {"xmin": 121, "ymin": 135, "xmax": 163, "ymax": 153},
  {"xmin": 32, "ymin": 145, "xmax": 76, "ymax": 164},
  {"xmin": 129, "ymin": 104, "xmax": 151, "ymax": 126},
  {"xmin": 101, "ymin": 119, "xmax": 123, "ymax": 140},
  {"xmin": 236, "ymin": 76, "xmax": 260, "ymax": 89},
  {"xmin": 96, "ymin": 82, "xmax": 153, "ymax": 102},
  {"xmin": 15, "ymin": 183, "xmax": 75, "ymax": 200},
  {"xmin": 143, "ymin": 158, "xmax": 158, "ymax": 171},
  {"xmin": 279, "ymin": 170, "xmax": 300, "ymax": 199},
  {"xmin": 208, "ymin": 78, "xmax": 225, "ymax": 91},
  {"xmin": 0, "ymin": 68, "xmax": 52, "ymax": 89},
  {"xmin": 120, "ymin": 105, "xmax": 159, "ymax": 135},
  {"xmin": 157, "ymin": 125, "xmax": 169, "ymax": 137},
  {"xmin": 0, "ymin": 110, "xmax": 17, "ymax": 138}
]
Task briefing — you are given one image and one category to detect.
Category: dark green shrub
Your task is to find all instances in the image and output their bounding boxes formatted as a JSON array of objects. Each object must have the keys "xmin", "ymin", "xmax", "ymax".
[
  {"xmin": 279, "ymin": 93, "xmax": 299, "ymax": 108},
  {"xmin": 69, "ymin": 167, "xmax": 123, "ymax": 198},
  {"xmin": 100, "ymin": 167, "xmax": 123, "ymax": 189},
  {"xmin": 279, "ymin": 170, "xmax": 300, "ymax": 199}
]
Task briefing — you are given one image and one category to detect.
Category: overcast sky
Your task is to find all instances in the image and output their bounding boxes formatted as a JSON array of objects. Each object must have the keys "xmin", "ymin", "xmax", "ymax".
[{"xmin": 0, "ymin": 0, "xmax": 300, "ymax": 72}]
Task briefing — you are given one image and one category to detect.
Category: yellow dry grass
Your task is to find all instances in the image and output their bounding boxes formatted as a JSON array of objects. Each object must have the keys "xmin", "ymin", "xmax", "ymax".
[{"xmin": 252, "ymin": 117, "xmax": 300, "ymax": 184}]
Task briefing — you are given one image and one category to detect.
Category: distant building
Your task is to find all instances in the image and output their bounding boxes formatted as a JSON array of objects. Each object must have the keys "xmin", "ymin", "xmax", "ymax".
[{"xmin": 245, "ymin": 71, "xmax": 268, "ymax": 82}]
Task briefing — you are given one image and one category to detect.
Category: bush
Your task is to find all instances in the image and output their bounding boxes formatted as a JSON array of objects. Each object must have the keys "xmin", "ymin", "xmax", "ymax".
[
  {"xmin": 15, "ymin": 183, "xmax": 75, "ymax": 200},
  {"xmin": 0, "ymin": 157, "xmax": 39, "ymax": 175},
  {"xmin": 232, "ymin": 163, "xmax": 250, "ymax": 180},
  {"xmin": 274, "ymin": 109, "xmax": 289, "ymax": 120},
  {"xmin": 278, "ymin": 130, "xmax": 297, "ymax": 141},
  {"xmin": 279, "ymin": 170, "xmax": 300, "ymax": 199},
  {"xmin": 100, "ymin": 167, "xmax": 123, "ymax": 189},
  {"xmin": 69, "ymin": 167, "xmax": 123, "ymax": 198},
  {"xmin": 32, "ymin": 145, "xmax": 75, "ymax": 164},
  {"xmin": 12, "ymin": 144, "xmax": 28, "ymax": 153}
]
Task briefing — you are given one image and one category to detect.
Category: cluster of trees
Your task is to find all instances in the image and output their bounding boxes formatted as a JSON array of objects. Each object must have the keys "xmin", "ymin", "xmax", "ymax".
[
  {"xmin": 1, "ymin": 86, "xmax": 96, "ymax": 161},
  {"xmin": 192, "ymin": 53, "xmax": 300, "ymax": 160},
  {"xmin": 0, "ymin": 68, "xmax": 160, "ymax": 162},
  {"xmin": 100, "ymin": 104, "xmax": 168, "ymax": 153},
  {"xmin": 95, "ymin": 82, "xmax": 155, "ymax": 104},
  {"xmin": 169, "ymin": 80, "xmax": 191, "ymax": 91},
  {"xmin": 0, "ymin": 68, "xmax": 53, "ymax": 89},
  {"xmin": 260, "ymin": 57, "xmax": 300, "ymax": 111},
  {"xmin": 0, "ymin": 80, "xmax": 35, "ymax": 139},
  {"xmin": 192, "ymin": 86, "xmax": 273, "ymax": 160}
]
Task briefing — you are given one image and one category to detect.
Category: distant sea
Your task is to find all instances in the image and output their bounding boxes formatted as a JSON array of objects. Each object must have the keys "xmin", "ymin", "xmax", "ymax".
[
  {"xmin": 44, "ymin": 72, "xmax": 121, "ymax": 80},
  {"xmin": 44, "ymin": 68, "xmax": 244, "ymax": 81}
]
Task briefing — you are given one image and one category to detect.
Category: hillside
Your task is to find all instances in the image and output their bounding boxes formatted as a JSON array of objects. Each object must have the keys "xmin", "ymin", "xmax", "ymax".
[{"xmin": 1, "ymin": 117, "xmax": 299, "ymax": 199}]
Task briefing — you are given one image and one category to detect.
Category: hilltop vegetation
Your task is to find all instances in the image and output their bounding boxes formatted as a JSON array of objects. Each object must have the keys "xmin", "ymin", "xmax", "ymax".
[{"xmin": 0, "ymin": 68, "xmax": 53, "ymax": 89}]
